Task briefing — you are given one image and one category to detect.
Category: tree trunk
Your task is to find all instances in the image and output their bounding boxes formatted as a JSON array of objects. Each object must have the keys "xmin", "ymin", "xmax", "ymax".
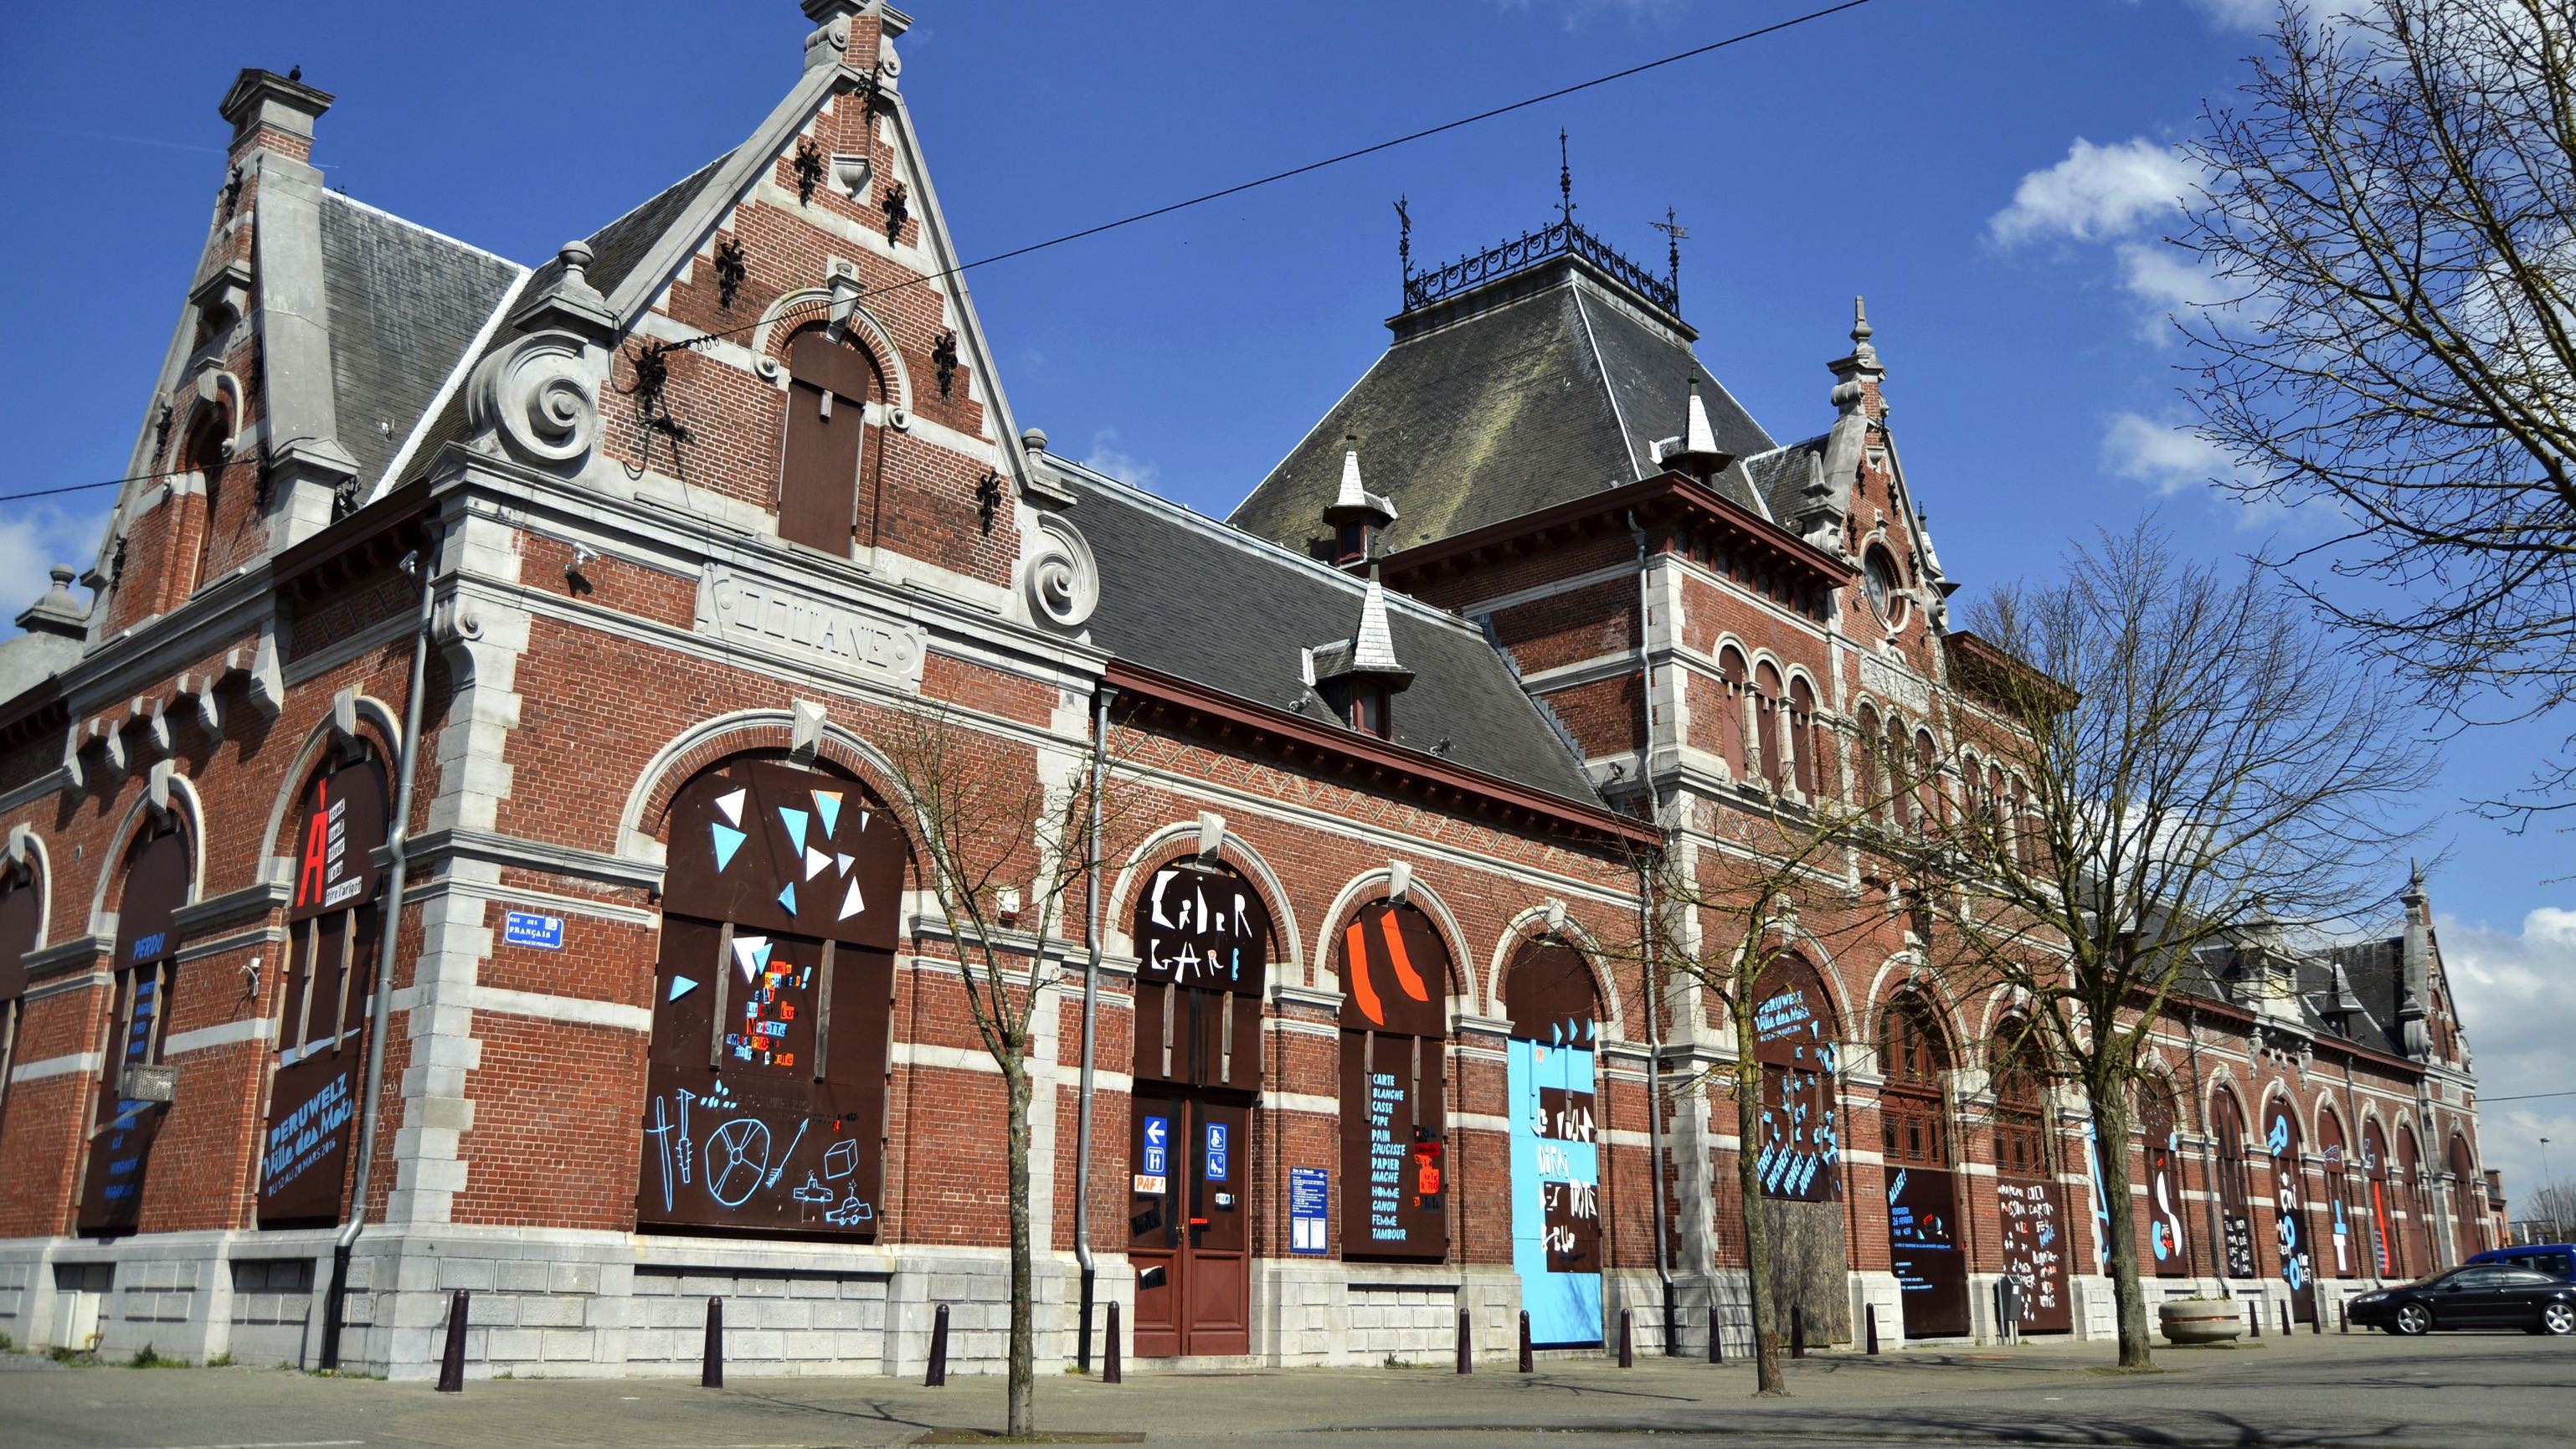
[
  {"xmin": 2086, "ymin": 1071, "xmax": 2152, "ymax": 1369},
  {"xmin": 1005, "ymin": 1054, "xmax": 1036, "ymax": 1436},
  {"xmin": 1735, "ymin": 986, "xmax": 1787, "ymax": 1396}
]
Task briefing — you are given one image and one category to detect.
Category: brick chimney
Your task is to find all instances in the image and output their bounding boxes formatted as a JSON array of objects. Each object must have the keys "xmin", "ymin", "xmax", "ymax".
[{"xmin": 218, "ymin": 68, "xmax": 333, "ymax": 167}]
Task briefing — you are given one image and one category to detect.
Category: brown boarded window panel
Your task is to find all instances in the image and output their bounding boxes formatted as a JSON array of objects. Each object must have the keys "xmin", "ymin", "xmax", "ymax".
[
  {"xmin": 260, "ymin": 757, "xmax": 390, "ymax": 1228},
  {"xmin": 777, "ymin": 332, "xmax": 872, "ymax": 557},
  {"xmin": 1752, "ymin": 954, "xmax": 1841, "ymax": 1204},
  {"xmin": 640, "ymin": 759, "xmax": 903, "ymax": 1237},
  {"xmin": 0, "ymin": 865, "xmax": 39, "ymax": 1140},
  {"xmin": 2140, "ymin": 1082, "xmax": 2190, "ymax": 1277},
  {"xmin": 79, "ymin": 827, "xmax": 191, "ymax": 1236},
  {"xmin": 1128, "ymin": 862, "xmax": 1267, "ymax": 1094},
  {"xmin": 1338, "ymin": 902, "xmax": 1449, "ymax": 1261}
]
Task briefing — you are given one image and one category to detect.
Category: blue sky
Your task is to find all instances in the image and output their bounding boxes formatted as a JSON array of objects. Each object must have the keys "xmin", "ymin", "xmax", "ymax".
[{"xmin": 2, "ymin": 0, "xmax": 2565, "ymax": 1200}]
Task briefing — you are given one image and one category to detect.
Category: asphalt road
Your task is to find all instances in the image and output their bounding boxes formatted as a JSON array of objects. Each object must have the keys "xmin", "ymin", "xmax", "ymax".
[{"xmin": 1, "ymin": 1329, "xmax": 2566, "ymax": 1447}]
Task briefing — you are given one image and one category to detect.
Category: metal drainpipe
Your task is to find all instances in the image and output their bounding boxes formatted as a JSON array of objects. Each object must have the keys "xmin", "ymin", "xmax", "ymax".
[
  {"xmin": 1072, "ymin": 684, "xmax": 1113, "ymax": 1372},
  {"xmin": 1624, "ymin": 510, "xmax": 1677, "ymax": 1354},
  {"xmin": 2184, "ymin": 1007, "xmax": 2227, "ymax": 1290},
  {"xmin": 320, "ymin": 550, "xmax": 438, "ymax": 1371}
]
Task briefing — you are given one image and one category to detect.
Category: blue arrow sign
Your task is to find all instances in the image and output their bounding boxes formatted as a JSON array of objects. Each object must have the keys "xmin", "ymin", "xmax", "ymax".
[{"xmin": 1142, "ymin": 1114, "xmax": 1168, "ymax": 1177}]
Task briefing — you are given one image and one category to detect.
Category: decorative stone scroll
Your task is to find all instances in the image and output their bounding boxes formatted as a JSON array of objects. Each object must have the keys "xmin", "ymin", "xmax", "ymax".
[
  {"xmin": 466, "ymin": 331, "xmax": 599, "ymax": 468},
  {"xmin": 1022, "ymin": 514, "xmax": 1098, "ymax": 632},
  {"xmin": 693, "ymin": 564, "xmax": 924, "ymax": 692}
]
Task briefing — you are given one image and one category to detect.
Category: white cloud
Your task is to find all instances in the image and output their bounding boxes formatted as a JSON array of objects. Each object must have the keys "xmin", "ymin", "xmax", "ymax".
[
  {"xmin": 0, "ymin": 502, "xmax": 107, "ymax": 635},
  {"xmin": 1989, "ymin": 137, "xmax": 2200, "ymax": 248},
  {"xmin": 2100, "ymin": 412, "xmax": 2230, "ymax": 496},
  {"xmin": 1079, "ymin": 428, "xmax": 1159, "ymax": 491},
  {"xmin": 2440, "ymin": 906, "xmax": 2576, "ymax": 1211},
  {"xmin": 2188, "ymin": 0, "xmax": 2373, "ymax": 32}
]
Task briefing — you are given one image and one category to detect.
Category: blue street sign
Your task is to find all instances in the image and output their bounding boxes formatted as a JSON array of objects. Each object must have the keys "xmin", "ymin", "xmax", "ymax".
[
  {"xmin": 503, "ymin": 911, "xmax": 564, "ymax": 950},
  {"xmin": 1142, "ymin": 1114, "xmax": 1169, "ymax": 1177},
  {"xmin": 1205, "ymin": 1121, "xmax": 1229, "ymax": 1182}
]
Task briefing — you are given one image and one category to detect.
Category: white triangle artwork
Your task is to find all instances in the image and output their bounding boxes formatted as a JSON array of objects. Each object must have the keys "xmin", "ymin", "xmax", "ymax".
[
  {"xmin": 839, "ymin": 878, "xmax": 864, "ymax": 921},
  {"xmin": 836, "ymin": 852, "xmax": 854, "ymax": 876},
  {"xmin": 729, "ymin": 933, "xmax": 774, "ymax": 984},
  {"xmin": 713, "ymin": 788, "xmax": 747, "ymax": 827},
  {"xmin": 805, "ymin": 845, "xmax": 831, "ymax": 880}
]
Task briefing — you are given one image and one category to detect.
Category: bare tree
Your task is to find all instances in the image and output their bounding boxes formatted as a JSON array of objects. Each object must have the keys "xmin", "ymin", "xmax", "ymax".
[
  {"xmin": 878, "ymin": 702, "xmax": 1124, "ymax": 1436},
  {"xmin": 2178, "ymin": 0, "xmax": 2576, "ymax": 825},
  {"xmin": 1622, "ymin": 773, "xmax": 1912, "ymax": 1395},
  {"xmin": 1920, "ymin": 520, "xmax": 2433, "ymax": 1368},
  {"xmin": 2522, "ymin": 1179, "xmax": 2576, "ymax": 1239}
]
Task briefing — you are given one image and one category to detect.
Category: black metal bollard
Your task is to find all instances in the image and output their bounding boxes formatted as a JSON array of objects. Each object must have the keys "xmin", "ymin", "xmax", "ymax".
[
  {"xmin": 2249, "ymin": 1298, "xmax": 2261, "ymax": 1338},
  {"xmin": 1457, "ymin": 1308, "xmax": 1473, "ymax": 1374},
  {"xmin": 2339, "ymin": 1300, "xmax": 2350, "ymax": 1334},
  {"xmin": 1866, "ymin": 1303, "xmax": 1881, "ymax": 1356},
  {"xmin": 1709, "ymin": 1303, "xmax": 1724, "ymax": 1364},
  {"xmin": 701, "ymin": 1297, "xmax": 724, "ymax": 1389},
  {"xmin": 1618, "ymin": 1308, "xmax": 1634, "ymax": 1369},
  {"xmin": 1518, "ymin": 1310, "xmax": 1534, "ymax": 1374},
  {"xmin": 1104, "ymin": 1302, "xmax": 1122, "ymax": 1385},
  {"xmin": 435, "ymin": 1289, "xmax": 469, "ymax": 1393},
  {"xmin": 2280, "ymin": 1300, "xmax": 2293, "ymax": 1337},
  {"xmin": 1790, "ymin": 1305, "xmax": 1807, "ymax": 1359},
  {"xmin": 924, "ymin": 1303, "xmax": 949, "ymax": 1387}
]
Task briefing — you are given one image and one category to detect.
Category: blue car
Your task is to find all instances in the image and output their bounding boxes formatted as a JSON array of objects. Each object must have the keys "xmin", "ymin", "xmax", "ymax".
[{"xmin": 2468, "ymin": 1243, "xmax": 2576, "ymax": 1281}]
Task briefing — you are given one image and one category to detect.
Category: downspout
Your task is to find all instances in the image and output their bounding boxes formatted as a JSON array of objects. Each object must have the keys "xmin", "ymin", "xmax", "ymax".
[
  {"xmin": 1072, "ymin": 683, "xmax": 1113, "ymax": 1372},
  {"xmin": 319, "ymin": 547, "xmax": 438, "ymax": 1371},
  {"xmin": 1624, "ymin": 511, "xmax": 1677, "ymax": 1354},
  {"xmin": 2184, "ymin": 1006, "xmax": 2226, "ymax": 1292}
]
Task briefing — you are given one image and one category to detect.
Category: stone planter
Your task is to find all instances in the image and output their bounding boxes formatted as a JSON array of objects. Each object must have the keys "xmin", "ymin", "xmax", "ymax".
[{"xmin": 2158, "ymin": 1298, "xmax": 2245, "ymax": 1344}]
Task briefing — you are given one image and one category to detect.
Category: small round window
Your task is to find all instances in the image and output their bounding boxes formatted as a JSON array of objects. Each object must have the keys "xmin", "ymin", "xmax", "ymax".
[{"xmin": 1864, "ymin": 547, "xmax": 1906, "ymax": 627}]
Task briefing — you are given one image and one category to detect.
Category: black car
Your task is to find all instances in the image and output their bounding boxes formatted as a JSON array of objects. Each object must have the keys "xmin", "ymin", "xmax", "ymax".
[{"xmin": 2349, "ymin": 1265, "xmax": 2576, "ymax": 1335}]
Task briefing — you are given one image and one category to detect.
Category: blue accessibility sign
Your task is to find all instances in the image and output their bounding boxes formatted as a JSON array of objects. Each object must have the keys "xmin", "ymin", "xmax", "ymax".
[
  {"xmin": 1205, "ymin": 1121, "xmax": 1229, "ymax": 1182},
  {"xmin": 1142, "ymin": 1114, "xmax": 1169, "ymax": 1176}
]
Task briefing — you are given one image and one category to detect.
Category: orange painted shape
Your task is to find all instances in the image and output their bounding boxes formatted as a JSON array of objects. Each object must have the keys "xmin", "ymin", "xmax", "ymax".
[
  {"xmin": 1345, "ymin": 920, "xmax": 1384, "ymax": 1026},
  {"xmin": 1378, "ymin": 907, "xmax": 1429, "ymax": 1003}
]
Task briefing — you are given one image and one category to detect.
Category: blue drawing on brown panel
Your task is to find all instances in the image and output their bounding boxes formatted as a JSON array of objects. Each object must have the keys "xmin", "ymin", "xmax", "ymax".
[
  {"xmin": 647, "ymin": 1096, "xmax": 677, "ymax": 1211},
  {"xmin": 707, "ymin": 1118, "xmax": 772, "ymax": 1207},
  {"xmin": 824, "ymin": 1138, "xmax": 858, "ymax": 1181}
]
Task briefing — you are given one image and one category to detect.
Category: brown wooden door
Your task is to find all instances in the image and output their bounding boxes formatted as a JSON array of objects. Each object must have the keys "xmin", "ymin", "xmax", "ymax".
[
  {"xmin": 1129, "ymin": 1092, "xmax": 1251, "ymax": 1356},
  {"xmin": 777, "ymin": 334, "xmax": 872, "ymax": 556}
]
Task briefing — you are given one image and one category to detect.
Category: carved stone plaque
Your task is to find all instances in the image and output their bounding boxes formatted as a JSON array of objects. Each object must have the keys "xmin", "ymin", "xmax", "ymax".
[
  {"xmin": 695, "ymin": 565, "xmax": 925, "ymax": 692},
  {"xmin": 1859, "ymin": 652, "xmax": 1930, "ymax": 714}
]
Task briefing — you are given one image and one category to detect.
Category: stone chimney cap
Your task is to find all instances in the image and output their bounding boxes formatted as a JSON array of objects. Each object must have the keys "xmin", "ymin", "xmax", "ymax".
[
  {"xmin": 1322, "ymin": 436, "xmax": 1396, "ymax": 529},
  {"xmin": 219, "ymin": 68, "xmax": 334, "ymax": 148},
  {"xmin": 15, "ymin": 565, "xmax": 89, "ymax": 640}
]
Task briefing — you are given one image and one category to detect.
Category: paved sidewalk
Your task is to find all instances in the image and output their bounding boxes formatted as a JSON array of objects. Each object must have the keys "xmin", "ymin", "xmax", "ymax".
[{"xmin": 1, "ymin": 1331, "xmax": 2564, "ymax": 1447}]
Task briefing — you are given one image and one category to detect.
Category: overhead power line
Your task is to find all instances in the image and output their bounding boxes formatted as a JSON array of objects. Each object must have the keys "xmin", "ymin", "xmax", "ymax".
[{"xmin": 0, "ymin": 0, "xmax": 1882, "ymax": 507}]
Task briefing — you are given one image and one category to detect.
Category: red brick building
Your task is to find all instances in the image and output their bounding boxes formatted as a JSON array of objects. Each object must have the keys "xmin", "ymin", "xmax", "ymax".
[{"xmin": 0, "ymin": 3, "xmax": 2501, "ymax": 1379}]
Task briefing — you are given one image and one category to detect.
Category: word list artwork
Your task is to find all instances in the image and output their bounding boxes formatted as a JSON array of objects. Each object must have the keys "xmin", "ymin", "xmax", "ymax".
[
  {"xmin": 1996, "ymin": 1179, "xmax": 2069, "ymax": 1326},
  {"xmin": 1337, "ymin": 902, "xmax": 1449, "ymax": 1260},
  {"xmin": 1508, "ymin": 1035, "xmax": 1603, "ymax": 1346}
]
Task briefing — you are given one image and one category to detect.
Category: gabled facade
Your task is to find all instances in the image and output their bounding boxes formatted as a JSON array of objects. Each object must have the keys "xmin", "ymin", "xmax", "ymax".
[{"xmin": 0, "ymin": 3, "xmax": 2500, "ymax": 1380}]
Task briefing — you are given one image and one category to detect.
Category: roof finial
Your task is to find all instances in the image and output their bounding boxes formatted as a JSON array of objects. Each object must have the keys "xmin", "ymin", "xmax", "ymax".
[
  {"xmin": 1558, "ymin": 128, "xmax": 1574, "ymax": 225},
  {"xmin": 1651, "ymin": 206, "xmax": 1688, "ymax": 291},
  {"xmin": 1395, "ymin": 194, "xmax": 1411, "ymax": 286},
  {"xmin": 1853, "ymin": 295, "xmax": 1873, "ymax": 346}
]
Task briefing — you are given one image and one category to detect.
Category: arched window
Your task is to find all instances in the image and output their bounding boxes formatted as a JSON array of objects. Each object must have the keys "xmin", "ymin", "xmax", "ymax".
[
  {"xmin": 2262, "ymin": 1096, "xmax": 2317, "ymax": 1319},
  {"xmin": 2394, "ymin": 1126, "xmax": 2429, "ymax": 1272},
  {"xmin": 2447, "ymin": 1135, "xmax": 2486, "ymax": 1261},
  {"xmin": 1788, "ymin": 677, "xmax": 1819, "ymax": 799},
  {"xmin": 639, "ymin": 758, "xmax": 905, "ymax": 1236},
  {"xmin": 260, "ymin": 751, "xmax": 391, "ymax": 1227},
  {"xmin": 2317, "ymin": 1108, "xmax": 2357, "ymax": 1278},
  {"xmin": 1717, "ymin": 647, "xmax": 1750, "ymax": 782},
  {"xmin": 2211, "ymin": 1085, "xmax": 2258, "ymax": 1278},
  {"xmin": 1129, "ymin": 857, "xmax": 1270, "ymax": 1358},
  {"xmin": 2139, "ymin": 1078, "xmax": 2189, "ymax": 1277},
  {"xmin": 1854, "ymin": 705, "xmax": 1883, "ymax": 817},
  {"xmin": 183, "ymin": 414, "xmax": 228, "ymax": 595},
  {"xmin": 2363, "ymin": 1118, "xmax": 2400, "ymax": 1277},
  {"xmin": 79, "ymin": 820, "xmax": 192, "ymax": 1235},
  {"xmin": 1753, "ymin": 953, "xmax": 1840, "ymax": 1202},
  {"xmin": 1992, "ymin": 1027, "xmax": 2071, "ymax": 1331},
  {"xmin": 1503, "ymin": 935, "xmax": 1602, "ymax": 1348},
  {"xmin": 1754, "ymin": 662, "xmax": 1787, "ymax": 794},
  {"xmin": 1877, "ymin": 992, "xmax": 1948, "ymax": 1168},
  {"xmin": 1339, "ymin": 899, "xmax": 1451, "ymax": 1261},
  {"xmin": 776, "ymin": 331, "xmax": 877, "ymax": 557},
  {"xmin": 0, "ymin": 848, "xmax": 41, "ymax": 1140},
  {"xmin": 1911, "ymin": 728, "xmax": 1941, "ymax": 833}
]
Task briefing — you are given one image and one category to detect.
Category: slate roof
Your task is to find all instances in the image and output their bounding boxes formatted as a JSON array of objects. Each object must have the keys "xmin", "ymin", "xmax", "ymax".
[
  {"xmin": 1068, "ymin": 465, "xmax": 1604, "ymax": 808},
  {"xmin": 2184, "ymin": 937, "xmax": 2415, "ymax": 1061},
  {"xmin": 315, "ymin": 193, "xmax": 522, "ymax": 492},
  {"xmin": 1741, "ymin": 434, "xmax": 1833, "ymax": 525},
  {"xmin": 1228, "ymin": 261, "xmax": 1777, "ymax": 558}
]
